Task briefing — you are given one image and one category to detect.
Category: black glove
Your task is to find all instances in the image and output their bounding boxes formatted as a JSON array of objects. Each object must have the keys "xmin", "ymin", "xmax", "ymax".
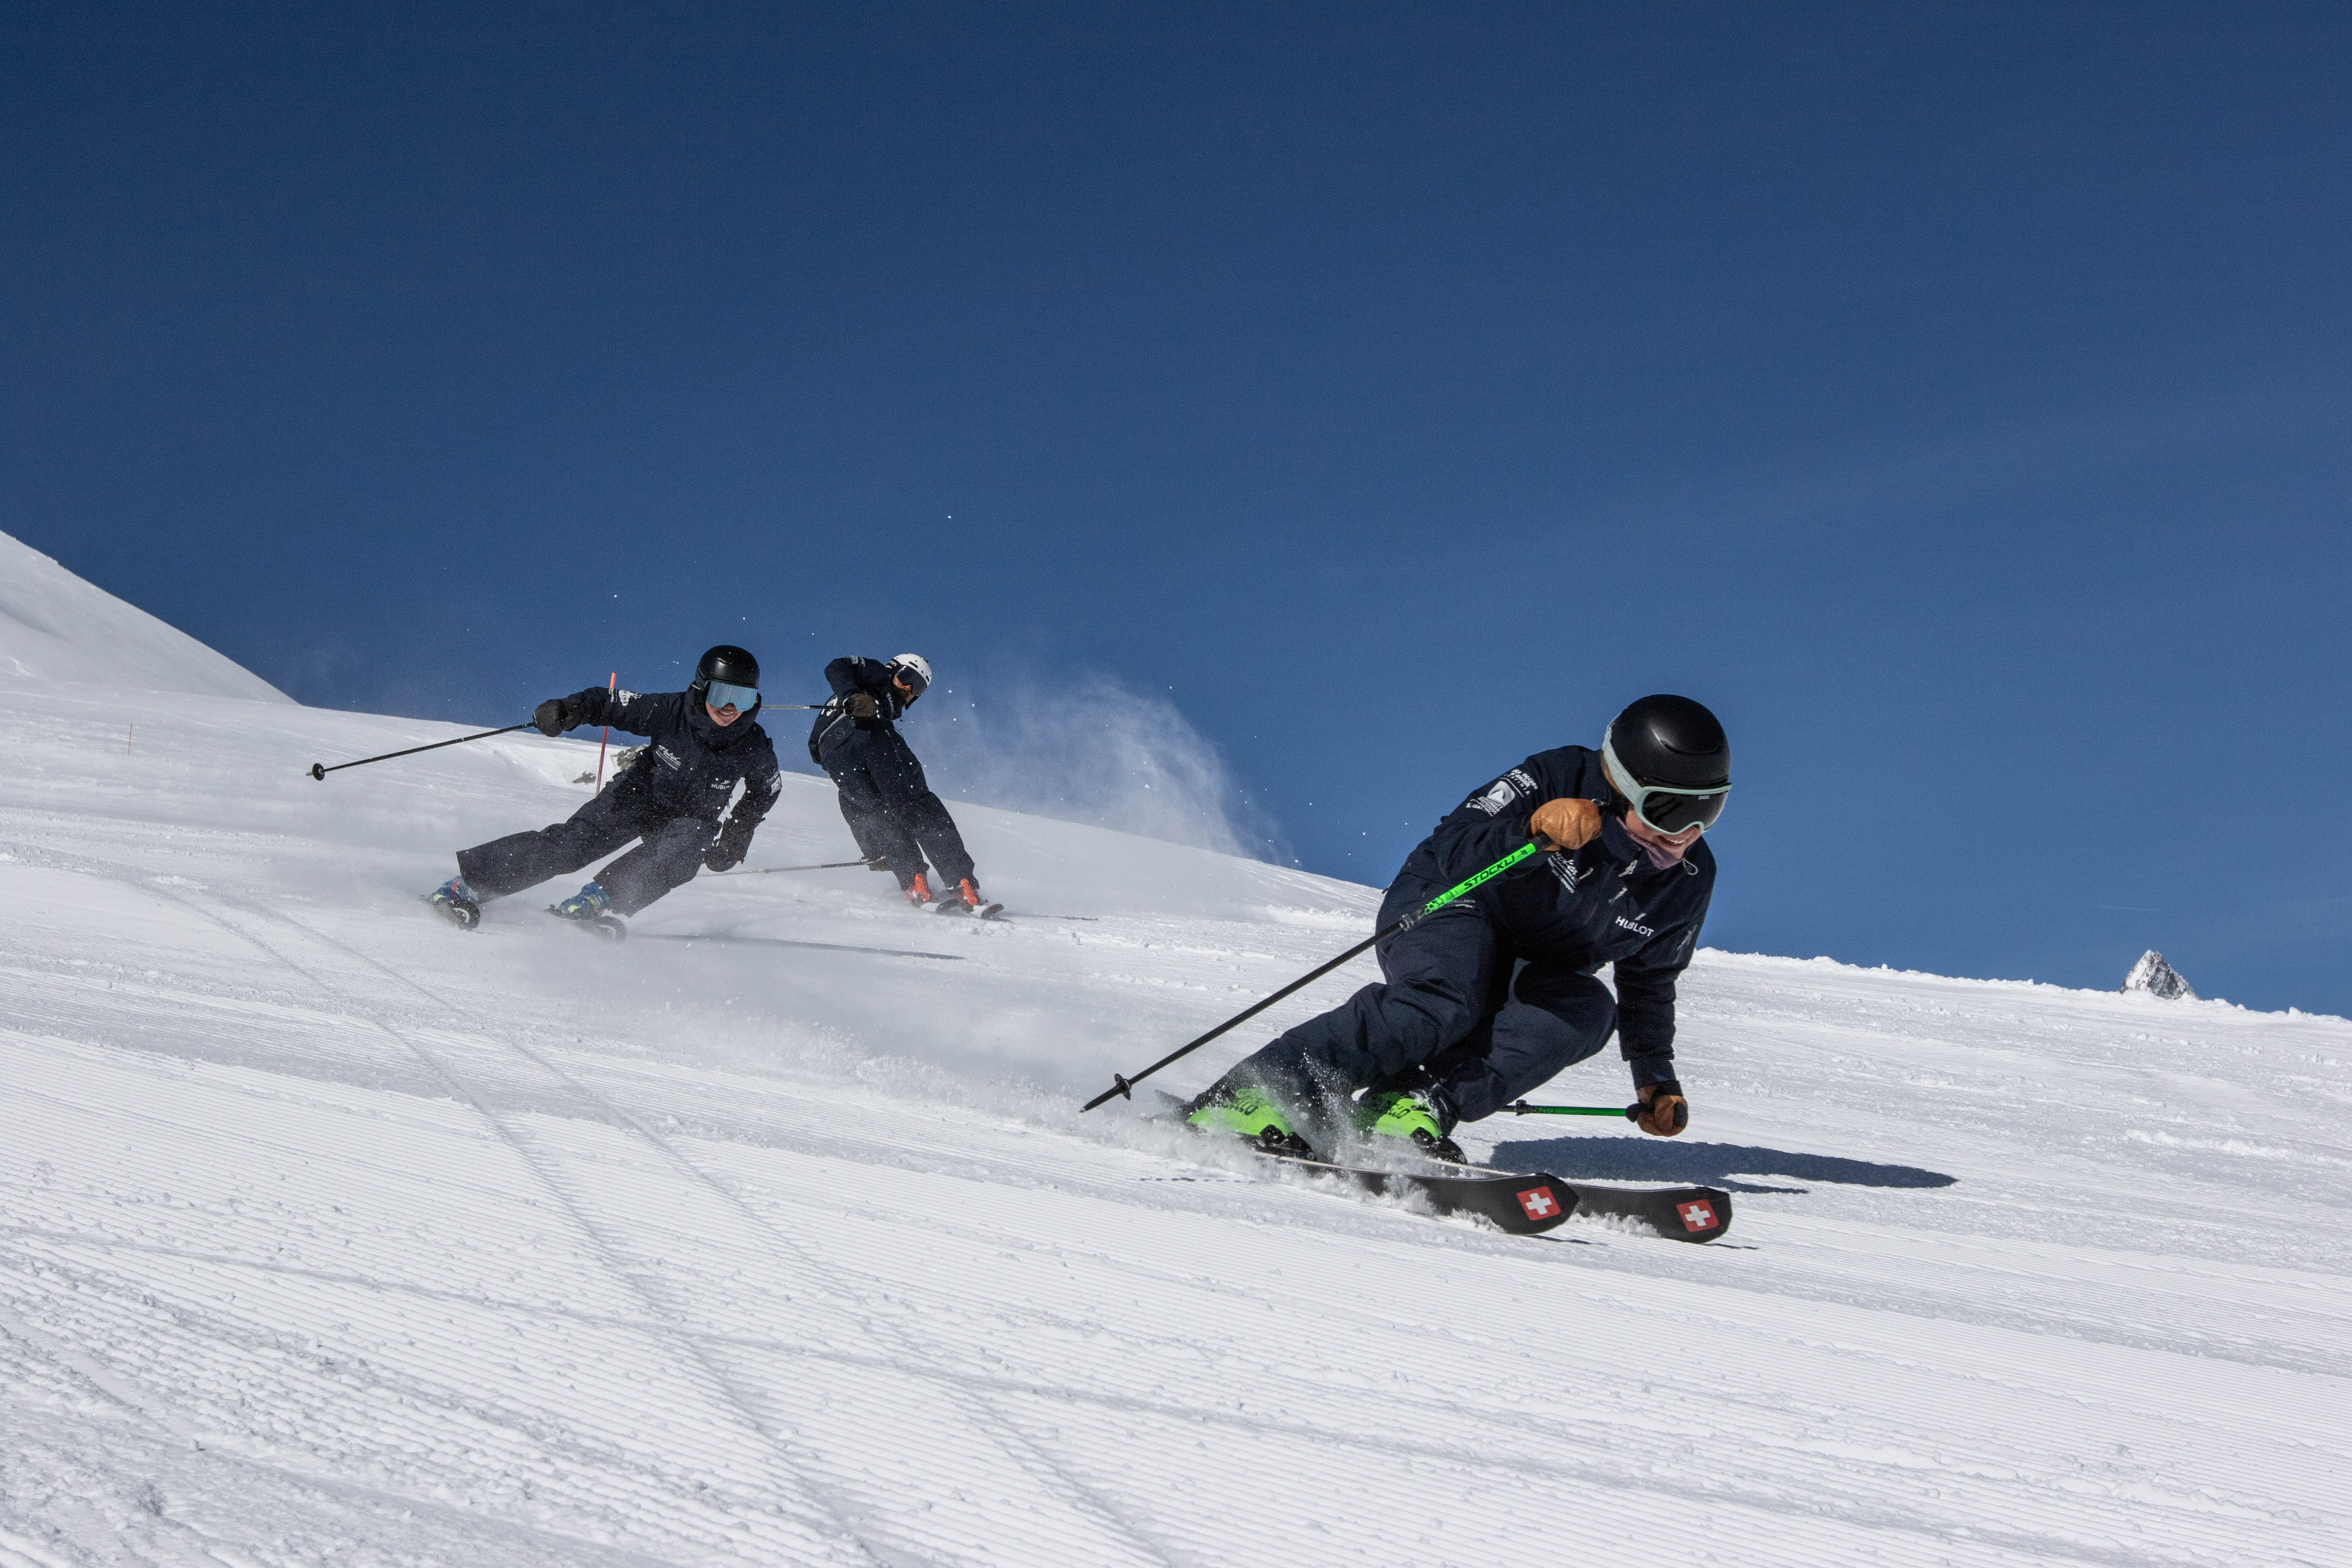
[
  {"xmin": 844, "ymin": 691, "xmax": 879, "ymax": 720},
  {"xmin": 704, "ymin": 819, "xmax": 755, "ymax": 873},
  {"xmin": 533, "ymin": 697, "xmax": 576, "ymax": 737}
]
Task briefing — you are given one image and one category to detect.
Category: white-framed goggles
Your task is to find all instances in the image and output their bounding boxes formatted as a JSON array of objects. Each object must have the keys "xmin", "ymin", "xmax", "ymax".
[
  {"xmin": 704, "ymin": 680, "xmax": 759, "ymax": 712},
  {"xmin": 1601, "ymin": 733, "xmax": 1730, "ymax": 838}
]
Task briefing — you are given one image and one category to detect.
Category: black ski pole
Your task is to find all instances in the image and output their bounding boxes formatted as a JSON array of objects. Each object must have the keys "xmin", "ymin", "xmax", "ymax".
[
  {"xmin": 1081, "ymin": 839, "xmax": 1549, "ymax": 1112},
  {"xmin": 308, "ymin": 722, "xmax": 537, "ymax": 781},
  {"xmin": 711, "ymin": 858, "xmax": 884, "ymax": 875}
]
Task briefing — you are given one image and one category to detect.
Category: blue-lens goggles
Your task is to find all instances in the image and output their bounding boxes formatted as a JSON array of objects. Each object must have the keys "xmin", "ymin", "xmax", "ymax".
[{"xmin": 704, "ymin": 680, "xmax": 759, "ymax": 712}]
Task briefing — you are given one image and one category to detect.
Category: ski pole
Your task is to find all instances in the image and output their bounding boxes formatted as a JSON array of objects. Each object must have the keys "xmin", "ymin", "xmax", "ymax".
[
  {"xmin": 1505, "ymin": 1101, "xmax": 1642, "ymax": 1121},
  {"xmin": 711, "ymin": 858, "xmax": 884, "ymax": 875},
  {"xmin": 308, "ymin": 722, "xmax": 536, "ymax": 781},
  {"xmin": 1081, "ymin": 839, "xmax": 1550, "ymax": 1112},
  {"xmin": 593, "ymin": 671, "xmax": 616, "ymax": 791}
]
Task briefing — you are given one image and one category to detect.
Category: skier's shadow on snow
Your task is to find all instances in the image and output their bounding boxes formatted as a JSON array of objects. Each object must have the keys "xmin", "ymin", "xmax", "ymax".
[{"xmin": 1488, "ymin": 1137, "xmax": 1956, "ymax": 1195}]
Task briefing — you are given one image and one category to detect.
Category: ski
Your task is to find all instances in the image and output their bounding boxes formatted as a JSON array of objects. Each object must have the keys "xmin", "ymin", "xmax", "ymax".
[
  {"xmin": 1249, "ymin": 1144, "xmax": 1577, "ymax": 1236},
  {"xmin": 931, "ymin": 895, "xmax": 1008, "ymax": 921},
  {"xmin": 1555, "ymin": 1180, "xmax": 1731, "ymax": 1243},
  {"xmin": 1159, "ymin": 1094, "xmax": 1729, "ymax": 1241},
  {"xmin": 637, "ymin": 933, "xmax": 963, "ymax": 962},
  {"xmin": 1252, "ymin": 1150, "xmax": 1732, "ymax": 1242}
]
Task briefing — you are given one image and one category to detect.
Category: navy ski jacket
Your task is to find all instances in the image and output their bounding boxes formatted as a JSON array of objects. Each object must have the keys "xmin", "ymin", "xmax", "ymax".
[
  {"xmin": 566, "ymin": 686, "xmax": 783, "ymax": 829},
  {"xmin": 806, "ymin": 655, "xmax": 916, "ymax": 762},
  {"xmin": 1395, "ymin": 745, "xmax": 1715, "ymax": 1078}
]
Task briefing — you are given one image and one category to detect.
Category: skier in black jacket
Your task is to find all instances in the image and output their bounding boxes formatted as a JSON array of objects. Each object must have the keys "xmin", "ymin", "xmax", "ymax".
[
  {"xmin": 807, "ymin": 652, "xmax": 991, "ymax": 913},
  {"xmin": 1186, "ymin": 694, "xmax": 1731, "ymax": 1160},
  {"xmin": 425, "ymin": 645, "xmax": 783, "ymax": 935}
]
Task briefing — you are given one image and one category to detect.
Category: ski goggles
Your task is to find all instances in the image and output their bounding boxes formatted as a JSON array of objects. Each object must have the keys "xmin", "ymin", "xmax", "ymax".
[
  {"xmin": 1601, "ymin": 736, "xmax": 1730, "ymax": 838},
  {"xmin": 887, "ymin": 664, "xmax": 929, "ymax": 698},
  {"xmin": 704, "ymin": 680, "xmax": 760, "ymax": 712}
]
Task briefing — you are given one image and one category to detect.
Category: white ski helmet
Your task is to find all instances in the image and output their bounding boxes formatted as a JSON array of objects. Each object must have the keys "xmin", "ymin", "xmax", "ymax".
[{"xmin": 886, "ymin": 653, "xmax": 932, "ymax": 697}]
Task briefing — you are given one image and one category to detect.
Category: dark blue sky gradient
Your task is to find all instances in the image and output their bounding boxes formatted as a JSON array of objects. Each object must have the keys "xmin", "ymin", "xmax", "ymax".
[{"xmin": 6, "ymin": 3, "xmax": 2348, "ymax": 1012}]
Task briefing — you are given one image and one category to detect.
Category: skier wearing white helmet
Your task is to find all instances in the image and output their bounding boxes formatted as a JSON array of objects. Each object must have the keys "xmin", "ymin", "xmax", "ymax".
[{"xmin": 808, "ymin": 652, "xmax": 992, "ymax": 914}]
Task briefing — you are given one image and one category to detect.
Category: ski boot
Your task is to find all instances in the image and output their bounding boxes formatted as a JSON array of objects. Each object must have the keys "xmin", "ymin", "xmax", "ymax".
[
  {"xmin": 936, "ymin": 877, "xmax": 1004, "ymax": 920},
  {"xmin": 1355, "ymin": 1087, "xmax": 1468, "ymax": 1164},
  {"xmin": 902, "ymin": 872, "xmax": 934, "ymax": 908},
  {"xmin": 424, "ymin": 875, "xmax": 481, "ymax": 931},
  {"xmin": 548, "ymin": 881, "xmax": 626, "ymax": 942},
  {"xmin": 1187, "ymin": 1084, "xmax": 1315, "ymax": 1158}
]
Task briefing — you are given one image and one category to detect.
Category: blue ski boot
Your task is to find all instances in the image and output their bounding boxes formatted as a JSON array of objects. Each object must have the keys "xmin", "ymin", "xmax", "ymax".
[
  {"xmin": 424, "ymin": 874, "xmax": 481, "ymax": 931},
  {"xmin": 549, "ymin": 881, "xmax": 626, "ymax": 941}
]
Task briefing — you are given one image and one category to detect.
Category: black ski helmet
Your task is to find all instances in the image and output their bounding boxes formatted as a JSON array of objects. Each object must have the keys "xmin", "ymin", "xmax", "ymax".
[
  {"xmin": 1602, "ymin": 694, "xmax": 1731, "ymax": 835},
  {"xmin": 690, "ymin": 645, "xmax": 760, "ymax": 702}
]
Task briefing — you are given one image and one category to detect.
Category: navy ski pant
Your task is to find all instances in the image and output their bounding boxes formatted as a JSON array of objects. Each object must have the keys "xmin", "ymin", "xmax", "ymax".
[
  {"xmin": 1211, "ymin": 876, "xmax": 1618, "ymax": 1138},
  {"xmin": 456, "ymin": 786, "xmax": 713, "ymax": 916},
  {"xmin": 817, "ymin": 726, "xmax": 975, "ymax": 890}
]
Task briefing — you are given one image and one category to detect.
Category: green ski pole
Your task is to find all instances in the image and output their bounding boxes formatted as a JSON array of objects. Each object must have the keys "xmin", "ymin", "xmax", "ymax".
[
  {"xmin": 1081, "ymin": 839, "xmax": 1548, "ymax": 1112},
  {"xmin": 1504, "ymin": 1100, "xmax": 1642, "ymax": 1121}
]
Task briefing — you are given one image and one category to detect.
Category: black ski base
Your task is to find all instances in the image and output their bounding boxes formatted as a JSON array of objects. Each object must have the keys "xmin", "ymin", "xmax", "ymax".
[
  {"xmin": 637, "ymin": 932, "xmax": 963, "ymax": 961},
  {"xmin": 1161, "ymin": 1094, "xmax": 1730, "ymax": 1241},
  {"xmin": 932, "ymin": 895, "xmax": 1008, "ymax": 921},
  {"xmin": 1252, "ymin": 1144, "xmax": 1577, "ymax": 1237},
  {"xmin": 1556, "ymin": 1181, "xmax": 1731, "ymax": 1242}
]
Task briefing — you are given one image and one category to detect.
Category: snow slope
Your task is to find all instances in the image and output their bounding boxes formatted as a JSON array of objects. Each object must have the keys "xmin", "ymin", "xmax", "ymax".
[
  {"xmin": 3, "ymin": 567, "xmax": 2349, "ymax": 1565},
  {"xmin": 0, "ymin": 532, "xmax": 289, "ymax": 704}
]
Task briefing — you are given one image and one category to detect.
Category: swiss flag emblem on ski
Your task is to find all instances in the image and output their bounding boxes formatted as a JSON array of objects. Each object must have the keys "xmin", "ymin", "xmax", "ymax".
[
  {"xmin": 1678, "ymin": 1200, "xmax": 1718, "ymax": 1232},
  {"xmin": 1516, "ymin": 1185, "xmax": 1560, "ymax": 1220}
]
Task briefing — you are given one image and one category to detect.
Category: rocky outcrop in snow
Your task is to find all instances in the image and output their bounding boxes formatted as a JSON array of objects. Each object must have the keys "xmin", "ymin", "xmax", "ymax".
[{"xmin": 2123, "ymin": 949, "xmax": 2196, "ymax": 1000}]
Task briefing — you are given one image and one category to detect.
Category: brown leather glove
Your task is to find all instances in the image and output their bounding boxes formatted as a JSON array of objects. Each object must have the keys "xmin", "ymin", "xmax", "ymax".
[
  {"xmin": 1635, "ymin": 1081, "xmax": 1689, "ymax": 1137},
  {"xmin": 845, "ymin": 692, "xmax": 879, "ymax": 720},
  {"xmin": 1528, "ymin": 798, "xmax": 1603, "ymax": 853}
]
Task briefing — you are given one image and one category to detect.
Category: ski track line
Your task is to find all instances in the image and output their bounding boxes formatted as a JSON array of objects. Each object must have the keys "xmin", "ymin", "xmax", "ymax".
[
  {"xmin": 210, "ymin": 920, "xmax": 1142, "ymax": 1568},
  {"xmin": 236, "ymin": 895, "xmax": 1187, "ymax": 1568},
  {"xmin": 0, "ymin": 843, "xmax": 884, "ymax": 1566},
  {"xmin": 3, "ymin": 841, "xmax": 1178, "ymax": 1568}
]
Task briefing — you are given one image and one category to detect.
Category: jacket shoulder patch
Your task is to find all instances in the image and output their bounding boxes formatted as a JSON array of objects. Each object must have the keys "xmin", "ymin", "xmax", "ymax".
[{"xmin": 1466, "ymin": 767, "xmax": 1538, "ymax": 817}]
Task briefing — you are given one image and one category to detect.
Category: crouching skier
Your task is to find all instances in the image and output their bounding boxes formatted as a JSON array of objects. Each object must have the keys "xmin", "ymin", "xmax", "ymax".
[
  {"xmin": 808, "ymin": 652, "xmax": 996, "ymax": 915},
  {"xmin": 1184, "ymin": 694, "xmax": 1731, "ymax": 1160},
  {"xmin": 424, "ymin": 645, "xmax": 783, "ymax": 937}
]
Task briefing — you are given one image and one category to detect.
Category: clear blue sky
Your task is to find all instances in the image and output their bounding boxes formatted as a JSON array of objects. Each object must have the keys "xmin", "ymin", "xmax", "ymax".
[{"xmin": 6, "ymin": 3, "xmax": 2348, "ymax": 1014}]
